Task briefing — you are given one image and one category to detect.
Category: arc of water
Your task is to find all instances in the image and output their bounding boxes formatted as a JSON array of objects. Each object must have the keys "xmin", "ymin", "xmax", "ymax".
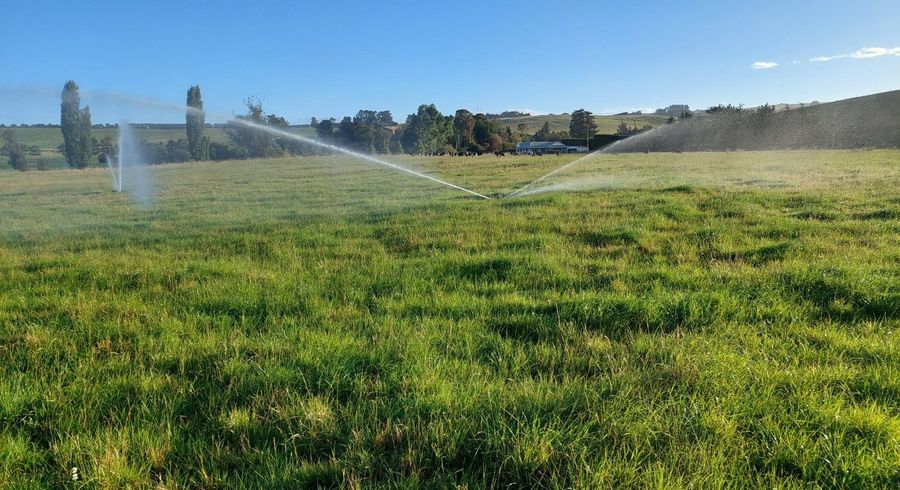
[
  {"xmin": 105, "ymin": 154, "xmax": 120, "ymax": 191},
  {"xmin": 224, "ymin": 118, "xmax": 492, "ymax": 200},
  {"xmin": 117, "ymin": 131, "xmax": 124, "ymax": 192},
  {"xmin": 505, "ymin": 139, "xmax": 623, "ymax": 198}
]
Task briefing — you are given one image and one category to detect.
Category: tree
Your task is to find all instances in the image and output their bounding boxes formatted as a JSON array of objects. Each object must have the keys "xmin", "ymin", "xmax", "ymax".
[
  {"xmin": 533, "ymin": 121, "xmax": 552, "ymax": 140},
  {"xmin": 487, "ymin": 134, "xmax": 502, "ymax": 153},
  {"xmin": 503, "ymin": 126, "xmax": 519, "ymax": 146},
  {"xmin": 186, "ymin": 85, "xmax": 208, "ymax": 161},
  {"xmin": 338, "ymin": 117, "xmax": 353, "ymax": 145},
  {"xmin": 402, "ymin": 104, "xmax": 453, "ymax": 154},
  {"xmin": 310, "ymin": 117, "xmax": 318, "ymax": 128},
  {"xmin": 311, "ymin": 110, "xmax": 397, "ymax": 154},
  {"xmin": 376, "ymin": 111, "xmax": 395, "ymax": 125},
  {"xmin": 266, "ymin": 114, "xmax": 289, "ymax": 128},
  {"xmin": 472, "ymin": 114, "xmax": 499, "ymax": 148},
  {"xmin": 516, "ymin": 123, "xmax": 528, "ymax": 139},
  {"xmin": 453, "ymin": 109, "xmax": 475, "ymax": 150},
  {"xmin": 316, "ymin": 118, "xmax": 335, "ymax": 140},
  {"xmin": 60, "ymin": 81, "xmax": 92, "ymax": 168},
  {"xmin": 79, "ymin": 107, "xmax": 92, "ymax": 166},
  {"xmin": 354, "ymin": 110, "xmax": 378, "ymax": 126},
  {"xmin": 224, "ymin": 97, "xmax": 283, "ymax": 158},
  {"xmin": 569, "ymin": 109, "xmax": 597, "ymax": 141},
  {"xmin": 373, "ymin": 127, "xmax": 393, "ymax": 153},
  {"xmin": 2, "ymin": 130, "xmax": 26, "ymax": 171}
]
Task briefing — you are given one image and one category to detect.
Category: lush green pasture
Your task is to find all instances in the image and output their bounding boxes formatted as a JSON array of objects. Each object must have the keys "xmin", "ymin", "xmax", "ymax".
[{"xmin": 0, "ymin": 151, "xmax": 898, "ymax": 488}]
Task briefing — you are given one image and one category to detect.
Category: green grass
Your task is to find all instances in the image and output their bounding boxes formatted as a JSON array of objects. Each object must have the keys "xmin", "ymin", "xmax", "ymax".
[{"xmin": 1, "ymin": 151, "xmax": 898, "ymax": 488}]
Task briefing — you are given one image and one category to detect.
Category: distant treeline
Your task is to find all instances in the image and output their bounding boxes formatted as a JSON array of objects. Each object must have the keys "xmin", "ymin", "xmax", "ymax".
[
  {"xmin": 485, "ymin": 111, "xmax": 531, "ymax": 119},
  {"xmin": 128, "ymin": 103, "xmax": 603, "ymax": 163},
  {"xmin": 611, "ymin": 90, "xmax": 900, "ymax": 153},
  {"xmin": 311, "ymin": 106, "xmax": 527, "ymax": 156}
]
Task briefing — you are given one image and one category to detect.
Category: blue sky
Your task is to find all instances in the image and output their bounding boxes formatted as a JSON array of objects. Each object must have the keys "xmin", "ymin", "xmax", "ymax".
[{"xmin": 1, "ymin": 0, "xmax": 898, "ymax": 124}]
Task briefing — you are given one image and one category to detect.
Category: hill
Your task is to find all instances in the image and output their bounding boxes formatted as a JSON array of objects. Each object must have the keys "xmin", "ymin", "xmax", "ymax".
[
  {"xmin": 610, "ymin": 89, "xmax": 900, "ymax": 152},
  {"xmin": 495, "ymin": 113, "xmax": 669, "ymax": 134}
]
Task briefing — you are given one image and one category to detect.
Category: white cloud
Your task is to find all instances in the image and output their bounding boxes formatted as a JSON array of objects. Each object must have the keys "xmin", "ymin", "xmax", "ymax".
[
  {"xmin": 752, "ymin": 61, "xmax": 779, "ymax": 70},
  {"xmin": 811, "ymin": 46, "xmax": 900, "ymax": 62}
]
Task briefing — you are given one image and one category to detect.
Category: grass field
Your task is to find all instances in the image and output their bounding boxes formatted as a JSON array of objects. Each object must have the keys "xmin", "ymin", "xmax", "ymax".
[{"xmin": 1, "ymin": 150, "xmax": 898, "ymax": 488}]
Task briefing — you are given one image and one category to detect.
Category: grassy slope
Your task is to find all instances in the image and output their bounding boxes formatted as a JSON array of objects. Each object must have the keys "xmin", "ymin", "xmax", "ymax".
[
  {"xmin": 614, "ymin": 89, "xmax": 900, "ymax": 153},
  {"xmin": 0, "ymin": 151, "xmax": 898, "ymax": 488},
  {"xmin": 495, "ymin": 113, "xmax": 669, "ymax": 134}
]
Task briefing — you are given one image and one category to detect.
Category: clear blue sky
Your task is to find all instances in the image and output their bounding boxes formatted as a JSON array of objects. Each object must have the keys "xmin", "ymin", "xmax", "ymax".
[{"xmin": 1, "ymin": 0, "xmax": 898, "ymax": 124}]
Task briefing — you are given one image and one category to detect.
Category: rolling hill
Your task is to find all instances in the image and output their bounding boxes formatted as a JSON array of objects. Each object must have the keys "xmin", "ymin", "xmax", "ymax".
[
  {"xmin": 494, "ymin": 113, "xmax": 669, "ymax": 134},
  {"xmin": 609, "ymin": 89, "xmax": 900, "ymax": 152}
]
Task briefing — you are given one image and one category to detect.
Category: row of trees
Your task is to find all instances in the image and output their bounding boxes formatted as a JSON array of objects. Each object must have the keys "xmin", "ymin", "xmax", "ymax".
[{"xmin": 313, "ymin": 106, "xmax": 527, "ymax": 155}]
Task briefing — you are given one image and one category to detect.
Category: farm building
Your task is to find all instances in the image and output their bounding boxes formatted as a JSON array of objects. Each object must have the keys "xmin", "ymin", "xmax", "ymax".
[{"xmin": 515, "ymin": 141, "xmax": 589, "ymax": 155}]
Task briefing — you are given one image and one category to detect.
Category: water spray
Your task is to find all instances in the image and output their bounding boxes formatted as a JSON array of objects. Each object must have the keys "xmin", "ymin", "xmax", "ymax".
[
  {"xmin": 505, "ymin": 139, "xmax": 624, "ymax": 198},
  {"xmin": 103, "ymin": 121, "xmax": 153, "ymax": 205},
  {"xmin": 104, "ymin": 152, "xmax": 121, "ymax": 192},
  {"xmin": 98, "ymin": 89, "xmax": 492, "ymax": 200},
  {"xmin": 504, "ymin": 125, "xmax": 674, "ymax": 198},
  {"xmin": 224, "ymin": 117, "xmax": 492, "ymax": 200}
]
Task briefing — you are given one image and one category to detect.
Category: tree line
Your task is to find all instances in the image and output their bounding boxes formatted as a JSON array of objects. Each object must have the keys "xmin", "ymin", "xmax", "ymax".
[
  {"xmin": 43, "ymin": 80, "xmax": 639, "ymax": 169},
  {"xmin": 18, "ymin": 80, "xmax": 811, "ymax": 171}
]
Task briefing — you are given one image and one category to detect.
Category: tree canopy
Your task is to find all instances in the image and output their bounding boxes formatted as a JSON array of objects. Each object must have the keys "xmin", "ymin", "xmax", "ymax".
[
  {"xmin": 224, "ymin": 97, "xmax": 285, "ymax": 158},
  {"xmin": 569, "ymin": 109, "xmax": 598, "ymax": 140}
]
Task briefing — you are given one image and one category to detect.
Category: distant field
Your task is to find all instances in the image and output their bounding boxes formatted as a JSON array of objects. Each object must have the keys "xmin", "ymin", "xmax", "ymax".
[
  {"xmin": 3, "ymin": 126, "xmax": 316, "ymax": 170},
  {"xmin": 1, "ymin": 150, "xmax": 897, "ymax": 487},
  {"xmin": 495, "ymin": 113, "xmax": 669, "ymax": 134}
]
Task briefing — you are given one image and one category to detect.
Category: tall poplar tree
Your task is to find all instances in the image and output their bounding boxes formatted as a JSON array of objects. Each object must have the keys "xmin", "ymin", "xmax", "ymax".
[
  {"xmin": 186, "ymin": 85, "xmax": 208, "ymax": 160},
  {"xmin": 61, "ymin": 80, "xmax": 91, "ymax": 168}
]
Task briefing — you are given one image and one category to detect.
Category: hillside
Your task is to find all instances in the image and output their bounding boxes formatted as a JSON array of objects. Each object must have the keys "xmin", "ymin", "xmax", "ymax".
[
  {"xmin": 610, "ymin": 89, "xmax": 900, "ymax": 152},
  {"xmin": 495, "ymin": 113, "xmax": 669, "ymax": 134}
]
